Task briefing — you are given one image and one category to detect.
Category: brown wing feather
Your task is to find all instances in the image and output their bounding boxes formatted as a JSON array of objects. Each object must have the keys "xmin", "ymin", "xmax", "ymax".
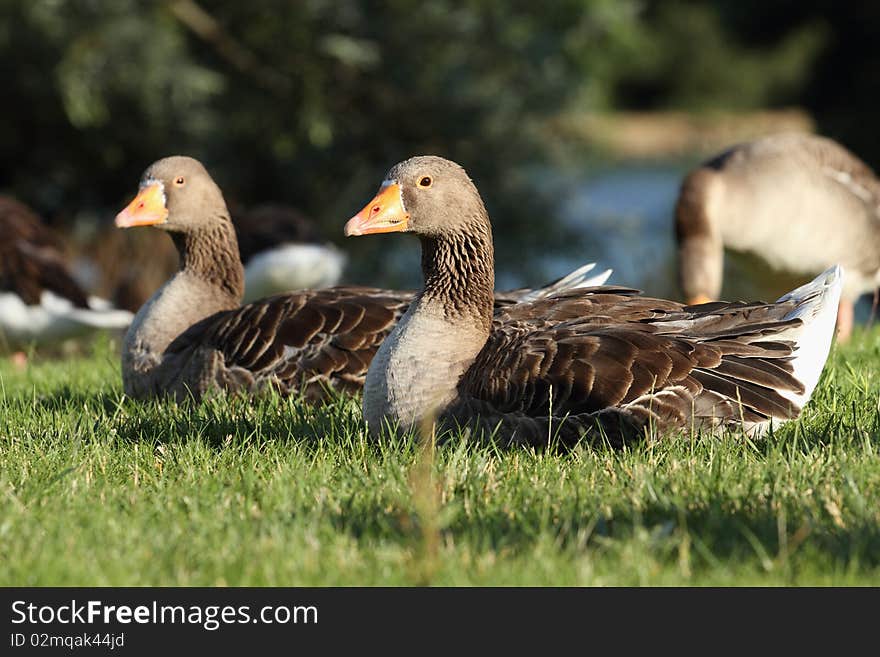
[
  {"xmin": 156, "ymin": 271, "xmax": 603, "ymax": 401},
  {"xmin": 455, "ymin": 289, "xmax": 809, "ymax": 446},
  {"xmin": 165, "ymin": 286, "xmax": 410, "ymax": 399}
]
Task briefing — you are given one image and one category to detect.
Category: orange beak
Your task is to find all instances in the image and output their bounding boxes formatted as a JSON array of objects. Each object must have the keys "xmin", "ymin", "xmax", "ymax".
[
  {"xmin": 115, "ymin": 182, "xmax": 169, "ymax": 228},
  {"xmin": 344, "ymin": 182, "xmax": 409, "ymax": 236},
  {"xmin": 686, "ymin": 294, "xmax": 713, "ymax": 306}
]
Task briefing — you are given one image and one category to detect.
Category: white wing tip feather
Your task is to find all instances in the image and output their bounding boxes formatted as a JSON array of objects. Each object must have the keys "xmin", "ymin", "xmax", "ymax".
[
  {"xmin": 775, "ymin": 264, "xmax": 844, "ymax": 409},
  {"xmin": 776, "ymin": 264, "xmax": 843, "ymax": 309},
  {"xmin": 554, "ymin": 261, "xmax": 614, "ymax": 290},
  {"xmin": 522, "ymin": 262, "xmax": 614, "ymax": 302}
]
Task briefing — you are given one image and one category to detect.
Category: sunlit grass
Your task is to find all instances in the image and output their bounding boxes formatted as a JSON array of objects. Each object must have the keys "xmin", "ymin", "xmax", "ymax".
[{"xmin": 0, "ymin": 328, "xmax": 878, "ymax": 586}]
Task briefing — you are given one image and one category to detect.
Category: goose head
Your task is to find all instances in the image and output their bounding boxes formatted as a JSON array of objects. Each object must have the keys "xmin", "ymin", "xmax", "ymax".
[
  {"xmin": 115, "ymin": 156, "xmax": 228, "ymax": 233},
  {"xmin": 114, "ymin": 155, "xmax": 244, "ymax": 305},
  {"xmin": 344, "ymin": 156, "xmax": 489, "ymax": 239}
]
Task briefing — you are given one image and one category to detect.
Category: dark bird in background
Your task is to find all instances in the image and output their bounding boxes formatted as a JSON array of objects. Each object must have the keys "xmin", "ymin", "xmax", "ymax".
[{"xmin": 0, "ymin": 195, "xmax": 132, "ymax": 351}]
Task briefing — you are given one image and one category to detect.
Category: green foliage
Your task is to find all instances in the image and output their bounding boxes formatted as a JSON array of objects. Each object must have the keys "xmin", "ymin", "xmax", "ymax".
[
  {"xmin": 611, "ymin": 1, "xmax": 828, "ymax": 111},
  {"xmin": 0, "ymin": 1, "xmax": 648, "ymax": 283},
  {"xmin": 4, "ymin": 2, "xmax": 857, "ymax": 233},
  {"xmin": 1, "ymin": 329, "xmax": 878, "ymax": 585},
  {"xmin": 3, "ymin": 1, "xmax": 639, "ymax": 203},
  {"xmin": 1, "ymin": 1, "xmax": 876, "ymax": 286}
]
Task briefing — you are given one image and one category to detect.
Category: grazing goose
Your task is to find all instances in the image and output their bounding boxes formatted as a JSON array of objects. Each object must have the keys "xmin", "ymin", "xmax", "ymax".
[
  {"xmin": 675, "ymin": 132, "xmax": 880, "ymax": 341},
  {"xmin": 345, "ymin": 156, "xmax": 842, "ymax": 448},
  {"xmin": 234, "ymin": 204, "xmax": 347, "ymax": 302},
  {"xmin": 115, "ymin": 156, "xmax": 610, "ymax": 401},
  {"xmin": 0, "ymin": 195, "xmax": 133, "ymax": 350}
]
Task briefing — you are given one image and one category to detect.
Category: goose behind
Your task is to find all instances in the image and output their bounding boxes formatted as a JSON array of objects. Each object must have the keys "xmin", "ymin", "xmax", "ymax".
[
  {"xmin": 235, "ymin": 204, "xmax": 348, "ymax": 302},
  {"xmin": 675, "ymin": 132, "xmax": 880, "ymax": 341}
]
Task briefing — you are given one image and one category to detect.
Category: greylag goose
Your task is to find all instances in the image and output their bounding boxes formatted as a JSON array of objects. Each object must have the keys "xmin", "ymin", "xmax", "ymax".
[
  {"xmin": 234, "ymin": 204, "xmax": 347, "ymax": 303},
  {"xmin": 0, "ymin": 195, "xmax": 133, "ymax": 349},
  {"xmin": 675, "ymin": 132, "xmax": 880, "ymax": 341},
  {"xmin": 114, "ymin": 156, "xmax": 610, "ymax": 402},
  {"xmin": 345, "ymin": 156, "xmax": 842, "ymax": 448}
]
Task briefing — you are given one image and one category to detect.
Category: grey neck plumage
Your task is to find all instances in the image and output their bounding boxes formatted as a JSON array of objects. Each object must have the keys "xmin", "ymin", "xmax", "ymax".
[
  {"xmin": 122, "ymin": 216, "xmax": 245, "ymax": 394},
  {"xmin": 363, "ymin": 218, "xmax": 495, "ymax": 435},
  {"xmin": 170, "ymin": 220, "xmax": 245, "ymax": 302},
  {"xmin": 418, "ymin": 222, "xmax": 495, "ymax": 331}
]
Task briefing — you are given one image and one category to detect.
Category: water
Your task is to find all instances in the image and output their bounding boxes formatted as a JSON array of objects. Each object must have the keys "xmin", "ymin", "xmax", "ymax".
[{"xmin": 557, "ymin": 164, "xmax": 683, "ymax": 298}]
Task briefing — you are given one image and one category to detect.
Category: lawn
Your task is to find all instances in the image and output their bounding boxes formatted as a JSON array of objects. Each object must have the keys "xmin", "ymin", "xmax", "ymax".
[{"xmin": 1, "ymin": 328, "xmax": 878, "ymax": 586}]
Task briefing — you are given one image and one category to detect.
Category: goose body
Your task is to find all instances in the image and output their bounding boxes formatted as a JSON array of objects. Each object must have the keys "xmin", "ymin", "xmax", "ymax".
[
  {"xmin": 675, "ymin": 133, "xmax": 880, "ymax": 340},
  {"xmin": 347, "ymin": 156, "xmax": 842, "ymax": 448},
  {"xmin": 0, "ymin": 195, "xmax": 132, "ymax": 349},
  {"xmin": 115, "ymin": 156, "xmax": 611, "ymax": 402}
]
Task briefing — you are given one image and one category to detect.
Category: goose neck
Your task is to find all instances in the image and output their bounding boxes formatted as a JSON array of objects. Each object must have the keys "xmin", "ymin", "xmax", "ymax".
[
  {"xmin": 172, "ymin": 217, "xmax": 245, "ymax": 302},
  {"xmin": 417, "ymin": 222, "xmax": 494, "ymax": 332}
]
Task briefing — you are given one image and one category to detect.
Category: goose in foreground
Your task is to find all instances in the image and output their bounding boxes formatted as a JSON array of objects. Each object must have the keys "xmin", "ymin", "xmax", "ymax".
[
  {"xmin": 345, "ymin": 156, "xmax": 843, "ymax": 448},
  {"xmin": 234, "ymin": 204, "xmax": 347, "ymax": 302},
  {"xmin": 115, "ymin": 156, "xmax": 610, "ymax": 401},
  {"xmin": 675, "ymin": 132, "xmax": 880, "ymax": 341},
  {"xmin": 0, "ymin": 195, "xmax": 133, "ymax": 349}
]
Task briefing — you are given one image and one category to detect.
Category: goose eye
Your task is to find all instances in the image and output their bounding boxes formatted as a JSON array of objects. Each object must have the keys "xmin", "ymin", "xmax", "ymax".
[
  {"xmin": 174, "ymin": 176, "xmax": 186, "ymax": 186},
  {"xmin": 418, "ymin": 176, "xmax": 432, "ymax": 188}
]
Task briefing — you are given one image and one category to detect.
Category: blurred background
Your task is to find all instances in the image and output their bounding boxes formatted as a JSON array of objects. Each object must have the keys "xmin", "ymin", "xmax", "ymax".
[{"xmin": 2, "ymin": 0, "xmax": 879, "ymax": 305}]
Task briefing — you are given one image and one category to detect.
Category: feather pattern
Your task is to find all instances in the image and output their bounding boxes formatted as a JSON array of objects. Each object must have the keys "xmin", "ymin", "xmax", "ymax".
[
  {"xmin": 159, "ymin": 286, "xmax": 409, "ymax": 400},
  {"xmin": 144, "ymin": 273, "xmax": 609, "ymax": 402},
  {"xmin": 452, "ymin": 265, "xmax": 841, "ymax": 447},
  {"xmin": 450, "ymin": 289, "xmax": 809, "ymax": 446}
]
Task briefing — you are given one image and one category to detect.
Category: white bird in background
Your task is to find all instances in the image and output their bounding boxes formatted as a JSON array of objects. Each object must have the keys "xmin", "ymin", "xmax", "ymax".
[{"xmin": 233, "ymin": 204, "xmax": 347, "ymax": 302}]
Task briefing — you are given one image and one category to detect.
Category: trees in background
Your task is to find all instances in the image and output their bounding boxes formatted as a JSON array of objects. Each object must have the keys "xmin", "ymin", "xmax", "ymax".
[{"xmin": 1, "ymin": 0, "xmax": 876, "ymax": 264}]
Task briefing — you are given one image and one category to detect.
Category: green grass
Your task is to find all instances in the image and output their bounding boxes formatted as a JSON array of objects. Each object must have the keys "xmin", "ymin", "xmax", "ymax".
[{"xmin": 1, "ymin": 329, "xmax": 879, "ymax": 586}]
